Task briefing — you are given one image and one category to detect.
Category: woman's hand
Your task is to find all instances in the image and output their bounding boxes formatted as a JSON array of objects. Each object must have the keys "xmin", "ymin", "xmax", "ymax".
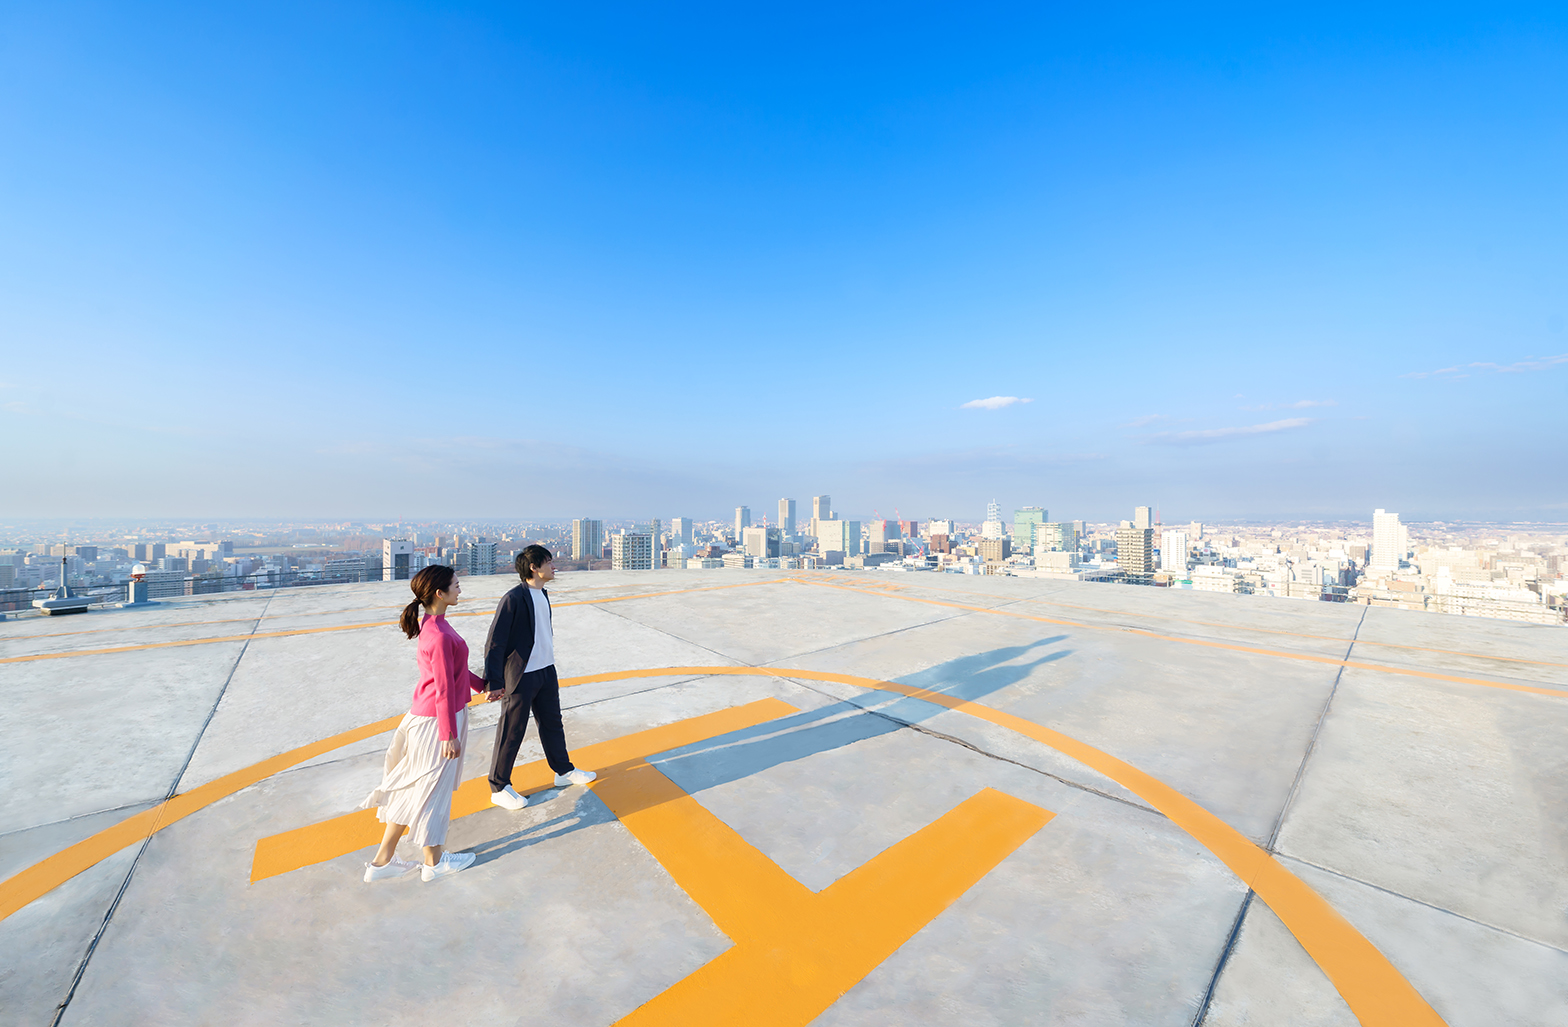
[{"xmin": 441, "ymin": 739, "xmax": 461, "ymax": 760}]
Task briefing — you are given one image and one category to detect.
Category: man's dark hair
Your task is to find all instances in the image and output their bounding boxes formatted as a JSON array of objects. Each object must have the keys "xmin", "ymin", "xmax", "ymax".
[{"xmin": 516, "ymin": 544, "xmax": 553, "ymax": 581}]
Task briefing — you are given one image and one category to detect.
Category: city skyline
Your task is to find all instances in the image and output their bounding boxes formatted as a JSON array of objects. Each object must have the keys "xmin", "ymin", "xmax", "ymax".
[{"xmin": 2, "ymin": 7, "xmax": 1566, "ymax": 520}]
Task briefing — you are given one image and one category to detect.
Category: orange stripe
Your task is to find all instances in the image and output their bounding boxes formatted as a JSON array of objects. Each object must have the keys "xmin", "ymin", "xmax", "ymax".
[
  {"xmin": 895, "ymin": 579, "xmax": 1568, "ymax": 670},
  {"xmin": 248, "ymin": 698, "xmax": 799, "ymax": 882},
  {"xmin": 794, "ymin": 578, "xmax": 1568, "ymax": 699},
  {"xmin": 0, "ymin": 578, "xmax": 791, "ymax": 665},
  {"xmin": 0, "ymin": 663, "xmax": 1445, "ymax": 1026}
]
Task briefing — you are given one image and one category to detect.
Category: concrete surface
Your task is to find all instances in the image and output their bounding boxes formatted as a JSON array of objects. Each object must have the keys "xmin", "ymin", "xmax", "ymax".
[{"xmin": 2, "ymin": 568, "xmax": 1566, "ymax": 1026}]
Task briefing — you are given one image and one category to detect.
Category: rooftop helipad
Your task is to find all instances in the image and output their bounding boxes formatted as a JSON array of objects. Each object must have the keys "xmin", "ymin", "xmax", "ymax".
[{"xmin": 2, "ymin": 570, "xmax": 1566, "ymax": 1026}]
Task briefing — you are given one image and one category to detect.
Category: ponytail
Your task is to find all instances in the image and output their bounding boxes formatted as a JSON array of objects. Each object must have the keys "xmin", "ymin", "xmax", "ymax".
[
  {"xmin": 401, "ymin": 564, "xmax": 456, "ymax": 639},
  {"xmin": 399, "ymin": 599, "xmax": 423, "ymax": 639}
]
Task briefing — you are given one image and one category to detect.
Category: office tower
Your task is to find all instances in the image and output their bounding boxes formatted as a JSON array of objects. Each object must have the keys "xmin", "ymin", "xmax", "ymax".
[
  {"xmin": 671, "ymin": 518, "xmax": 693, "ymax": 546},
  {"xmin": 572, "ymin": 519, "xmax": 603, "ymax": 561},
  {"xmin": 981, "ymin": 500, "xmax": 1006, "ymax": 540},
  {"xmin": 816, "ymin": 520, "xmax": 861, "ymax": 561},
  {"xmin": 1039, "ymin": 522, "xmax": 1078, "ymax": 552},
  {"xmin": 1372, "ymin": 509, "xmax": 1406, "ymax": 570},
  {"xmin": 1011, "ymin": 507, "xmax": 1047, "ymax": 554},
  {"xmin": 778, "ymin": 499, "xmax": 797, "ymax": 535},
  {"xmin": 813, "ymin": 496, "xmax": 832, "ymax": 521},
  {"xmin": 1115, "ymin": 527, "xmax": 1154, "ymax": 576},
  {"xmin": 1161, "ymin": 530, "xmax": 1190, "ymax": 572},
  {"xmin": 868, "ymin": 519, "xmax": 902, "ymax": 554},
  {"xmin": 743, "ymin": 526, "xmax": 781, "ymax": 559},
  {"xmin": 383, "ymin": 538, "xmax": 414, "ymax": 581},
  {"xmin": 1071, "ymin": 520, "xmax": 1085, "ymax": 539},
  {"xmin": 611, "ymin": 532, "xmax": 654, "ymax": 570},
  {"xmin": 735, "ymin": 506, "xmax": 751, "ymax": 538},
  {"xmin": 1134, "ymin": 506, "xmax": 1153, "ymax": 530},
  {"xmin": 1189, "ymin": 521, "xmax": 1204, "ymax": 540},
  {"xmin": 72, "ymin": 546, "xmax": 99, "ymax": 562},
  {"xmin": 928, "ymin": 519, "xmax": 954, "ymax": 537}
]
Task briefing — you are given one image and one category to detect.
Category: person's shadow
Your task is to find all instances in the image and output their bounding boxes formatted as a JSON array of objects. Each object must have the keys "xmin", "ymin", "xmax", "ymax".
[{"xmin": 468, "ymin": 636, "xmax": 1073, "ymax": 867}]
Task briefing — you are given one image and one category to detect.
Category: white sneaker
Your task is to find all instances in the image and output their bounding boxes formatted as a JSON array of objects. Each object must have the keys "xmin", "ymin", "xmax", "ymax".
[
  {"xmin": 421, "ymin": 851, "xmax": 476, "ymax": 882},
  {"xmin": 490, "ymin": 785, "xmax": 528, "ymax": 810},
  {"xmin": 554, "ymin": 768, "xmax": 597, "ymax": 787},
  {"xmin": 363, "ymin": 857, "xmax": 417, "ymax": 882}
]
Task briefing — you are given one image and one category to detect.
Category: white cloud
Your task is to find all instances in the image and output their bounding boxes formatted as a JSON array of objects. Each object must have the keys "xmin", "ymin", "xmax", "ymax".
[
  {"xmin": 1241, "ymin": 399, "xmax": 1337, "ymax": 411},
  {"xmin": 1403, "ymin": 353, "xmax": 1568, "ymax": 379},
  {"xmin": 960, "ymin": 396, "xmax": 1033, "ymax": 410},
  {"xmin": 1122, "ymin": 413, "xmax": 1166, "ymax": 428},
  {"xmin": 1142, "ymin": 418, "xmax": 1313, "ymax": 446}
]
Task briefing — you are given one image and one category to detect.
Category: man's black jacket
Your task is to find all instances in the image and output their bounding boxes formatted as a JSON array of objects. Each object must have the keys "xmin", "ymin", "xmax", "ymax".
[{"xmin": 483, "ymin": 582, "xmax": 551, "ymax": 692}]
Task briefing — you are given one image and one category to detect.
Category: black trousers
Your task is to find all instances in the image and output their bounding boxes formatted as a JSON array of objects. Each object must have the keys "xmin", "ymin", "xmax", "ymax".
[{"xmin": 488, "ymin": 664, "xmax": 575, "ymax": 792}]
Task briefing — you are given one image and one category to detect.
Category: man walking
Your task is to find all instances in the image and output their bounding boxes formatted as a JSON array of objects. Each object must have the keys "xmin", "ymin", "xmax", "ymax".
[{"xmin": 484, "ymin": 544, "xmax": 595, "ymax": 809}]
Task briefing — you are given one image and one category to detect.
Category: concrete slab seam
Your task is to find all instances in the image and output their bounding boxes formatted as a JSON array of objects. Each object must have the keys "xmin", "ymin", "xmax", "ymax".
[
  {"xmin": 2, "ymin": 663, "xmax": 1449, "ymax": 1026},
  {"xmin": 790, "ymin": 577, "xmax": 1567, "ymax": 700},
  {"xmin": 46, "ymin": 589, "xmax": 277, "ymax": 1027}
]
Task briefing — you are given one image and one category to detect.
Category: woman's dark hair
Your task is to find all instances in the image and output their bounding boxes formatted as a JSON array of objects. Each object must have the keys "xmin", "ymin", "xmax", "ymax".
[
  {"xmin": 515, "ymin": 544, "xmax": 553, "ymax": 581},
  {"xmin": 401, "ymin": 564, "xmax": 456, "ymax": 639}
]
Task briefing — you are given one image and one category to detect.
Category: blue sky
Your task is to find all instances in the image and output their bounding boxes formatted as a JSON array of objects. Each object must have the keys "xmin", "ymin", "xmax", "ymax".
[{"xmin": 2, "ymin": 3, "xmax": 1565, "ymax": 523}]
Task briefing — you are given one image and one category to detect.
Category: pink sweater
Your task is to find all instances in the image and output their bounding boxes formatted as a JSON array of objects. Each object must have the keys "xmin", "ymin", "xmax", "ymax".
[{"xmin": 410, "ymin": 615, "xmax": 486, "ymax": 740}]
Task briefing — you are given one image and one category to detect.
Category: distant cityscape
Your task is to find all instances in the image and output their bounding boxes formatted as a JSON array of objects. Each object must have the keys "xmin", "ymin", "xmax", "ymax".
[{"xmin": 2, "ymin": 497, "xmax": 1564, "ymax": 625}]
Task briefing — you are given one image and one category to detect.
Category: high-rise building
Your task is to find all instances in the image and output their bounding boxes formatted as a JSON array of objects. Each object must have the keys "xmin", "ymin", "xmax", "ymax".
[
  {"xmin": 611, "ymin": 532, "xmax": 654, "ymax": 570},
  {"xmin": 464, "ymin": 538, "xmax": 498, "ymax": 576},
  {"xmin": 1189, "ymin": 521, "xmax": 1204, "ymax": 540},
  {"xmin": 1115, "ymin": 527, "xmax": 1154, "ymax": 576},
  {"xmin": 743, "ymin": 526, "xmax": 781, "ymax": 559},
  {"xmin": 1011, "ymin": 507, "xmax": 1047, "ymax": 554},
  {"xmin": 1071, "ymin": 520, "xmax": 1086, "ymax": 539},
  {"xmin": 1372, "ymin": 509, "xmax": 1406, "ymax": 570},
  {"xmin": 735, "ymin": 506, "xmax": 751, "ymax": 539},
  {"xmin": 816, "ymin": 520, "xmax": 861, "ymax": 561},
  {"xmin": 572, "ymin": 519, "xmax": 603, "ymax": 561},
  {"xmin": 1038, "ymin": 522, "xmax": 1078, "ymax": 552},
  {"xmin": 928, "ymin": 519, "xmax": 954, "ymax": 537},
  {"xmin": 640, "ymin": 519, "xmax": 662, "ymax": 571},
  {"xmin": 670, "ymin": 518, "xmax": 693, "ymax": 546},
  {"xmin": 868, "ymin": 520, "xmax": 902, "ymax": 553},
  {"xmin": 813, "ymin": 496, "xmax": 832, "ymax": 521},
  {"xmin": 981, "ymin": 500, "xmax": 1006, "ymax": 540},
  {"xmin": 383, "ymin": 538, "xmax": 414, "ymax": 581},
  {"xmin": 778, "ymin": 499, "xmax": 797, "ymax": 535},
  {"xmin": 1134, "ymin": 506, "xmax": 1153, "ymax": 530},
  {"xmin": 1161, "ymin": 530, "xmax": 1190, "ymax": 573},
  {"xmin": 898, "ymin": 520, "xmax": 919, "ymax": 539}
]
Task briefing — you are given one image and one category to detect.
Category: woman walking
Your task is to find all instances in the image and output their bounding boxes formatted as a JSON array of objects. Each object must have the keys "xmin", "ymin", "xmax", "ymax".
[{"xmin": 362, "ymin": 564, "xmax": 490, "ymax": 882}]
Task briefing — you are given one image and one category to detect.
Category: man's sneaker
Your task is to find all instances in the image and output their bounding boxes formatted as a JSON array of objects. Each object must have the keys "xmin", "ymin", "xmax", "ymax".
[
  {"xmin": 363, "ymin": 858, "xmax": 417, "ymax": 883},
  {"xmin": 554, "ymin": 768, "xmax": 597, "ymax": 787},
  {"xmin": 490, "ymin": 785, "xmax": 527, "ymax": 810},
  {"xmin": 421, "ymin": 851, "xmax": 476, "ymax": 882}
]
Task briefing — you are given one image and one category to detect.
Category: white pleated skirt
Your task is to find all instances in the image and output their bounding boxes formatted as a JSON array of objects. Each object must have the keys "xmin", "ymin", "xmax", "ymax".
[{"xmin": 361, "ymin": 708, "xmax": 468, "ymax": 848}]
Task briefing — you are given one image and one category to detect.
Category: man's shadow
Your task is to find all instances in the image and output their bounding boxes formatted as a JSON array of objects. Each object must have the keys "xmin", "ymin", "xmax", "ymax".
[{"xmin": 469, "ymin": 636, "xmax": 1072, "ymax": 868}]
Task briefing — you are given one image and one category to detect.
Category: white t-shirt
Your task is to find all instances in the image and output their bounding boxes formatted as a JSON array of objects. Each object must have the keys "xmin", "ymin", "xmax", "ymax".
[{"xmin": 523, "ymin": 586, "xmax": 554, "ymax": 673}]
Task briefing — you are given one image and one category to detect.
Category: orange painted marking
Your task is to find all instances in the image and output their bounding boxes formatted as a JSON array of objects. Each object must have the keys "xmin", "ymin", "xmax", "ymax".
[
  {"xmin": 0, "ymin": 663, "xmax": 1448, "ymax": 1026},
  {"xmin": 0, "ymin": 578, "xmax": 791, "ymax": 665},
  {"xmin": 898, "ymin": 579, "xmax": 1568, "ymax": 670},
  {"xmin": 599, "ymin": 762, "xmax": 1052, "ymax": 1026},
  {"xmin": 0, "ymin": 713, "xmax": 404, "ymax": 923},
  {"xmin": 794, "ymin": 577, "xmax": 1568, "ymax": 699},
  {"xmin": 249, "ymin": 698, "xmax": 798, "ymax": 882}
]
